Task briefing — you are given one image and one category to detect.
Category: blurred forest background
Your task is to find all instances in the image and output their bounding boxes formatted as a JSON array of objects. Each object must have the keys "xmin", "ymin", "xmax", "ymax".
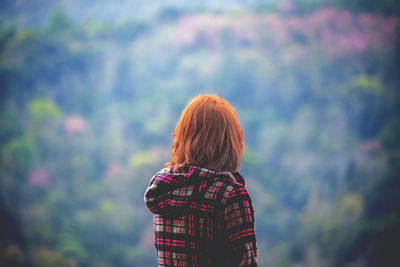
[{"xmin": 1, "ymin": 0, "xmax": 400, "ymax": 266}]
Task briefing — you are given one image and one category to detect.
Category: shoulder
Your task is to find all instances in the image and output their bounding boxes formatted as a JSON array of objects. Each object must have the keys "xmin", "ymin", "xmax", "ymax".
[{"xmin": 213, "ymin": 175, "xmax": 250, "ymax": 207}]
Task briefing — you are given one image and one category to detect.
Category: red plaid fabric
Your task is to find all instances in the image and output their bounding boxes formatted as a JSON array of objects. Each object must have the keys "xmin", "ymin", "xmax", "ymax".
[{"xmin": 144, "ymin": 165, "xmax": 257, "ymax": 266}]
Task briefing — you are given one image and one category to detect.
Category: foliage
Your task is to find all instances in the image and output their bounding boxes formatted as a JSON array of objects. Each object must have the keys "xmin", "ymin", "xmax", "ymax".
[
  {"xmin": 0, "ymin": 4, "xmax": 399, "ymax": 267},
  {"xmin": 333, "ymin": 0, "xmax": 400, "ymax": 15},
  {"xmin": 46, "ymin": 9, "xmax": 74, "ymax": 34},
  {"xmin": 2, "ymin": 135, "xmax": 40, "ymax": 170},
  {"xmin": 29, "ymin": 99, "xmax": 62, "ymax": 125}
]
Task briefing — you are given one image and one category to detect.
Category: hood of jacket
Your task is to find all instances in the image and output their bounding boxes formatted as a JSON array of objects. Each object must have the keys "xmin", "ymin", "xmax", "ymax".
[{"xmin": 144, "ymin": 165, "xmax": 245, "ymax": 216}]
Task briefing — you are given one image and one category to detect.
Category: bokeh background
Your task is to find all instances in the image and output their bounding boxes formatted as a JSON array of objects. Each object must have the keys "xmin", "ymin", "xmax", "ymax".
[{"xmin": 1, "ymin": 0, "xmax": 399, "ymax": 266}]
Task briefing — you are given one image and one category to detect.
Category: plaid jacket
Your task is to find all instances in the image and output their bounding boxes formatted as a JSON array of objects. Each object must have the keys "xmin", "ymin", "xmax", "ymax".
[{"xmin": 144, "ymin": 165, "xmax": 257, "ymax": 267}]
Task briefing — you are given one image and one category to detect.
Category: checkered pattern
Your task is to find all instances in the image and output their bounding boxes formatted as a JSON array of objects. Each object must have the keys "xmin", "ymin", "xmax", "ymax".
[{"xmin": 144, "ymin": 165, "xmax": 257, "ymax": 266}]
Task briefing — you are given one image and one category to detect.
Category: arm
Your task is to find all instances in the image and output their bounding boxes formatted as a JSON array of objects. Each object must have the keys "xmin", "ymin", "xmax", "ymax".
[{"xmin": 224, "ymin": 186, "xmax": 258, "ymax": 267}]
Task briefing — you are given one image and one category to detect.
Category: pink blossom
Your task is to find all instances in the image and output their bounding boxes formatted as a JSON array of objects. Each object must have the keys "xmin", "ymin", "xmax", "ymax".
[
  {"xmin": 104, "ymin": 163, "xmax": 123, "ymax": 180},
  {"xmin": 306, "ymin": 8, "xmax": 337, "ymax": 28},
  {"xmin": 29, "ymin": 168, "xmax": 49, "ymax": 187},
  {"xmin": 334, "ymin": 10, "xmax": 354, "ymax": 32},
  {"xmin": 349, "ymin": 33, "xmax": 368, "ymax": 53},
  {"xmin": 279, "ymin": 1, "xmax": 295, "ymax": 13},
  {"xmin": 64, "ymin": 115, "xmax": 87, "ymax": 136},
  {"xmin": 361, "ymin": 140, "xmax": 381, "ymax": 152},
  {"xmin": 169, "ymin": 9, "xmax": 399, "ymax": 59}
]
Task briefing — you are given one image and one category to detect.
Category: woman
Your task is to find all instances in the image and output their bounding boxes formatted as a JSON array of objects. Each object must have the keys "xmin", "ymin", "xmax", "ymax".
[{"xmin": 144, "ymin": 95, "xmax": 257, "ymax": 266}]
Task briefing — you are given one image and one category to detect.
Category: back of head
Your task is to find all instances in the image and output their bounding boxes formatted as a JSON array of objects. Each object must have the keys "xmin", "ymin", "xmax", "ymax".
[{"xmin": 166, "ymin": 95, "xmax": 244, "ymax": 172}]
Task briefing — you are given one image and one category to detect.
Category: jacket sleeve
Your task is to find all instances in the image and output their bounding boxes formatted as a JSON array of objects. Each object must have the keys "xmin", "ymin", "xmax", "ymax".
[
  {"xmin": 144, "ymin": 174, "xmax": 174, "ymax": 215},
  {"xmin": 223, "ymin": 185, "xmax": 258, "ymax": 267}
]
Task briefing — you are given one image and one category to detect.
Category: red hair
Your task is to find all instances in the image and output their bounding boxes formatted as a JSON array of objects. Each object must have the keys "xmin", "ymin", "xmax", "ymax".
[{"xmin": 165, "ymin": 95, "xmax": 244, "ymax": 172}]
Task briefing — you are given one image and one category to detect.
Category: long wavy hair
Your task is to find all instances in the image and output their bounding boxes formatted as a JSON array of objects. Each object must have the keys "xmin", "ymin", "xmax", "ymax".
[{"xmin": 165, "ymin": 94, "xmax": 244, "ymax": 172}]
